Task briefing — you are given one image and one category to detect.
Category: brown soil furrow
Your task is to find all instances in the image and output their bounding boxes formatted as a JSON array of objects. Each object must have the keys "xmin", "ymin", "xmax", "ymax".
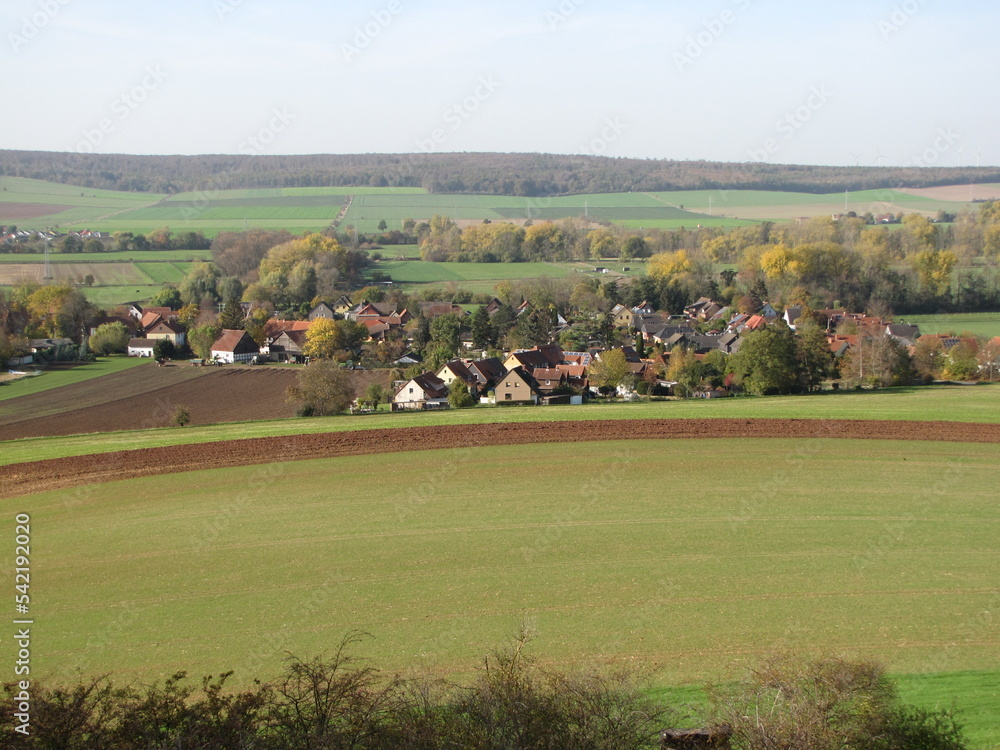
[{"xmin": 2, "ymin": 418, "xmax": 999, "ymax": 500}]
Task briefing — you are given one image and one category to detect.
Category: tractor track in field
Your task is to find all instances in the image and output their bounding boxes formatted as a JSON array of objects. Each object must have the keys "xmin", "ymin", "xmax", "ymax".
[{"xmin": 2, "ymin": 418, "xmax": 999, "ymax": 499}]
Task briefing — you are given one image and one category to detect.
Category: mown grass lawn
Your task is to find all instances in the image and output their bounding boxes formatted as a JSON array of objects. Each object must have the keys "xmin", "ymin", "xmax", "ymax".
[{"xmin": 7, "ymin": 438, "xmax": 997, "ymax": 746}]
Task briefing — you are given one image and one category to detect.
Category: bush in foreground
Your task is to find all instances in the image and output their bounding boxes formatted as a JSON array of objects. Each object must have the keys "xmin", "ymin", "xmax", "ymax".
[{"xmin": 0, "ymin": 639, "xmax": 967, "ymax": 749}]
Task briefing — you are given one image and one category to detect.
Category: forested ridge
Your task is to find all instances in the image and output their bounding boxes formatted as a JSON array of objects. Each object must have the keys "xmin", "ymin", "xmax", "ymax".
[{"xmin": 2, "ymin": 149, "xmax": 998, "ymax": 196}]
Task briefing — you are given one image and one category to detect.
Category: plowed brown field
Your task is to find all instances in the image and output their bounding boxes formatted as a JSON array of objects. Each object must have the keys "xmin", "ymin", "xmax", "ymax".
[
  {"xmin": 3, "ymin": 417, "xmax": 998, "ymax": 499},
  {"xmin": 0, "ymin": 365, "xmax": 390, "ymax": 440}
]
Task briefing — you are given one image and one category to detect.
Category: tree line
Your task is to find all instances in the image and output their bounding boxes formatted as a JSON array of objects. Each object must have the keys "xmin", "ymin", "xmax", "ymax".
[
  {"xmin": 2, "ymin": 148, "xmax": 999, "ymax": 196},
  {"xmin": 0, "ymin": 632, "xmax": 968, "ymax": 749}
]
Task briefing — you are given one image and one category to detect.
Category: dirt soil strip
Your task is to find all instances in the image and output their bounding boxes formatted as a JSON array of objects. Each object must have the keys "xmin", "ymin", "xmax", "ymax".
[{"xmin": 3, "ymin": 418, "xmax": 999, "ymax": 500}]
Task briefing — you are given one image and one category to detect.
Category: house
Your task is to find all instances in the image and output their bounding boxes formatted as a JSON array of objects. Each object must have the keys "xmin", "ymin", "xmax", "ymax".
[
  {"xmin": 493, "ymin": 367, "xmax": 541, "ymax": 405},
  {"xmin": 394, "ymin": 351, "xmax": 423, "ymax": 366},
  {"xmin": 392, "ymin": 372, "xmax": 450, "ymax": 410},
  {"xmin": 483, "ymin": 298, "xmax": 504, "ymax": 316},
  {"xmin": 631, "ymin": 299, "xmax": 656, "ymax": 315},
  {"xmin": 28, "ymin": 338, "xmax": 74, "ymax": 355},
  {"xmin": 145, "ymin": 319, "xmax": 186, "ymax": 347},
  {"xmin": 759, "ymin": 302, "xmax": 779, "ymax": 319},
  {"xmin": 88, "ymin": 315, "xmax": 137, "ymax": 337},
  {"xmin": 784, "ymin": 305, "xmax": 804, "ymax": 330},
  {"xmin": 532, "ymin": 367, "xmax": 567, "ymax": 396},
  {"xmin": 886, "ymin": 323, "xmax": 921, "ymax": 346},
  {"xmin": 332, "ymin": 295, "xmax": 354, "ymax": 315},
  {"xmin": 127, "ymin": 338, "xmax": 156, "ymax": 357},
  {"xmin": 437, "ymin": 359, "xmax": 479, "ymax": 393},
  {"xmin": 269, "ymin": 329, "xmax": 308, "ymax": 362},
  {"xmin": 419, "ymin": 302, "xmax": 467, "ymax": 320},
  {"xmin": 308, "ymin": 301, "xmax": 337, "ymax": 321},
  {"xmin": 210, "ymin": 329, "xmax": 259, "ymax": 363},
  {"xmin": 503, "ymin": 344, "xmax": 564, "ymax": 373},
  {"xmin": 467, "ymin": 357, "xmax": 506, "ymax": 391},
  {"xmin": 610, "ymin": 304, "xmax": 636, "ymax": 329}
]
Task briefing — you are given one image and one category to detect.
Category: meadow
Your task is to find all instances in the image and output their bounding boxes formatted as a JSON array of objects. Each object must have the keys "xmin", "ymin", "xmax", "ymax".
[
  {"xmin": 1, "ymin": 382, "xmax": 996, "ymax": 467},
  {"xmin": 5, "ymin": 438, "xmax": 997, "ymax": 743},
  {"xmin": 903, "ymin": 312, "xmax": 1000, "ymax": 338},
  {"xmin": 5, "ymin": 178, "xmax": 992, "ymax": 239}
]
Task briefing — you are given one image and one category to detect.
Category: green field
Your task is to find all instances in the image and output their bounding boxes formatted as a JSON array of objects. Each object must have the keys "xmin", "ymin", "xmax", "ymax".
[
  {"xmin": 373, "ymin": 259, "xmax": 576, "ymax": 284},
  {"xmin": 1, "ymin": 384, "xmax": 996, "ymax": 467},
  {"xmin": 8, "ymin": 177, "xmax": 990, "ymax": 239},
  {"xmin": 0, "ymin": 356, "xmax": 148, "ymax": 402},
  {"xmin": 5, "ymin": 438, "xmax": 997, "ymax": 745},
  {"xmin": 904, "ymin": 312, "xmax": 1000, "ymax": 338}
]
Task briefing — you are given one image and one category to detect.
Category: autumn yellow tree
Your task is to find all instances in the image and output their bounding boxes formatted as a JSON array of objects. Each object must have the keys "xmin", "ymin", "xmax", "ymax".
[{"xmin": 303, "ymin": 317, "xmax": 345, "ymax": 360}]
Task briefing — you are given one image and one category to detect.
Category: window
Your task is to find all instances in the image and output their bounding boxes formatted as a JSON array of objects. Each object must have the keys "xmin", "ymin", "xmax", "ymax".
[{"xmin": 505, "ymin": 393, "xmax": 512, "ymax": 401}]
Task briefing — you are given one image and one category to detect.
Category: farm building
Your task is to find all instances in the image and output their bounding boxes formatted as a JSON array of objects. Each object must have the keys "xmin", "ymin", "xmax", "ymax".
[
  {"xmin": 268, "ymin": 330, "xmax": 308, "ymax": 363},
  {"xmin": 127, "ymin": 338, "xmax": 156, "ymax": 357},
  {"xmin": 210, "ymin": 329, "xmax": 259, "ymax": 364}
]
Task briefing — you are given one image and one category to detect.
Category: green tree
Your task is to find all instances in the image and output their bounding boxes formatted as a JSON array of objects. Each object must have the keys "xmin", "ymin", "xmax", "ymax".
[
  {"xmin": 511, "ymin": 308, "xmax": 552, "ymax": 349},
  {"xmin": 377, "ymin": 219, "xmax": 388, "ymax": 232},
  {"xmin": 448, "ymin": 379, "xmax": 475, "ymax": 408},
  {"xmin": 430, "ymin": 312, "xmax": 462, "ymax": 356},
  {"xmin": 218, "ymin": 297, "xmax": 245, "ymax": 330},
  {"xmin": 179, "ymin": 261, "xmax": 221, "ymax": 306},
  {"xmin": 188, "ymin": 324, "xmax": 221, "ymax": 360},
  {"xmin": 363, "ymin": 382, "xmax": 387, "ymax": 409},
  {"xmin": 471, "ymin": 305, "xmax": 495, "ymax": 350},
  {"xmin": 728, "ymin": 324, "xmax": 799, "ymax": 395},
  {"xmin": 89, "ymin": 322, "xmax": 130, "ymax": 355},
  {"xmin": 171, "ymin": 406, "xmax": 190, "ymax": 427},
  {"xmin": 839, "ymin": 330, "xmax": 913, "ymax": 388},
  {"xmin": 287, "ymin": 359, "xmax": 356, "ymax": 416},
  {"xmin": 795, "ymin": 324, "xmax": 833, "ymax": 392},
  {"xmin": 588, "ymin": 348, "xmax": 630, "ymax": 391},
  {"xmin": 153, "ymin": 339, "xmax": 176, "ymax": 360},
  {"xmin": 943, "ymin": 341, "xmax": 979, "ymax": 381},
  {"xmin": 149, "ymin": 286, "xmax": 182, "ymax": 310}
]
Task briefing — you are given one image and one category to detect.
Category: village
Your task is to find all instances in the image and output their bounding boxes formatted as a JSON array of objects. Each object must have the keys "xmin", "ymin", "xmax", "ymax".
[{"xmin": 56, "ymin": 291, "xmax": 996, "ymax": 415}]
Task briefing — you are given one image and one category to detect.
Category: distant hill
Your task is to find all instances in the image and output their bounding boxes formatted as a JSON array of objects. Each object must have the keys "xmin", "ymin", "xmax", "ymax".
[{"xmin": 1, "ymin": 149, "xmax": 998, "ymax": 197}]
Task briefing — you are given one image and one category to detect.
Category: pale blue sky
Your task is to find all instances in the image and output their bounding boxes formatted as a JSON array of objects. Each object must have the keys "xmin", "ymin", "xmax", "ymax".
[{"xmin": 3, "ymin": 0, "xmax": 997, "ymax": 166}]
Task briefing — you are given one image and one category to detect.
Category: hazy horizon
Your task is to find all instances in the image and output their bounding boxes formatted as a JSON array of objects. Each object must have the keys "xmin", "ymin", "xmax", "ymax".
[{"xmin": 4, "ymin": 1, "xmax": 998, "ymax": 167}]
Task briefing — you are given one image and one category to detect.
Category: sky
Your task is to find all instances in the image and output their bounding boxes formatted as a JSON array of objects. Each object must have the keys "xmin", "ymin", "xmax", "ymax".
[{"xmin": 3, "ymin": 0, "xmax": 998, "ymax": 167}]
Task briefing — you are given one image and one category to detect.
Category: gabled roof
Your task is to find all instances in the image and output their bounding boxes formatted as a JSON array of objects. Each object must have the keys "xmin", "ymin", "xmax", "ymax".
[
  {"xmin": 147, "ymin": 319, "xmax": 185, "ymax": 335},
  {"xmin": 440, "ymin": 359, "xmax": 476, "ymax": 384},
  {"xmin": 405, "ymin": 372, "xmax": 449, "ymax": 400},
  {"xmin": 127, "ymin": 338, "xmax": 155, "ymax": 349},
  {"xmin": 211, "ymin": 329, "xmax": 258, "ymax": 353},
  {"xmin": 273, "ymin": 329, "xmax": 309, "ymax": 346},
  {"xmin": 886, "ymin": 323, "xmax": 921, "ymax": 340},
  {"xmin": 468, "ymin": 357, "xmax": 506, "ymax": 384}
]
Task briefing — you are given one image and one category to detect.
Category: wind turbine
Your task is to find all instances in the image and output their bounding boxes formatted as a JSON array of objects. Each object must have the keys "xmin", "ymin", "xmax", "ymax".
[
  {"xmin": 873, "ymin": 146, "xmax": 887, "ymax": 167},
  {"xmin": 849, "ymin": 151, "xmax": 863, "ymax": 167}
]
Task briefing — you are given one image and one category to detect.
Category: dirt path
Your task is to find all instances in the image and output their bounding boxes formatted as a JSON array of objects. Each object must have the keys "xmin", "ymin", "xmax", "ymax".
[{"xmin": 2, "ymin": 418, "xmax": 998, "ymax": 499}]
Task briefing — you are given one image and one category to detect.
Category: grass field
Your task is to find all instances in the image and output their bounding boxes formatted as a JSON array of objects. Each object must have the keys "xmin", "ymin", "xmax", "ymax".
[
  {"xmin": 0, "ymin": 356, "xmax": 148, "ymax": 402},
  {"xmin": 1, "ymin": 383, "xmax": 996, "ymax": 467},
  {"xmin": 903, "ymin": 312, "xmax": 1000, "ymax": 338},
  {"xmin": 6, "ymin": 437, "xmax": 997, "ymax": 745},
  {"xmin": 7, "ymin": 177, "xmax": 990, "ymax": 238}
]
